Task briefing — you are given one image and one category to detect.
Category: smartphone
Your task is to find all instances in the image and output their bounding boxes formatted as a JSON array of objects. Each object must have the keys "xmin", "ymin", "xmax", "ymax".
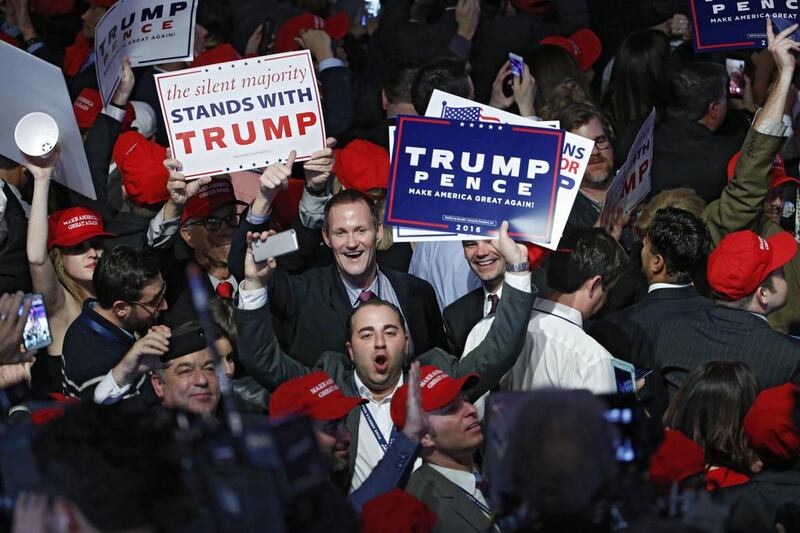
[
  {"xmin": 18, "ymin": 293, "xmax": 52, "ymax": 351},
  {"xmin": 257, "ymin": 17, "xmax": 275, "ymax": 56},
  {"xmin": 252, "ymin": 229, "xmax": 299, "ymax": 263},
  {"xmin": 613, "ymin": 364, "xmax": 653, "ymax": 395},
  {"xmin": 726, "ymin": 58, "xmax": 745, "ymax": 98},
  {"xmin": 509, "ymin": 52, "xmax": 524, "ymax": 78}
]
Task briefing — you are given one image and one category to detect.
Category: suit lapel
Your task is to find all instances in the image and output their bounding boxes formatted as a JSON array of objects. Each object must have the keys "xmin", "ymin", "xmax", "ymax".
[
  {"xmin": 419, "ymin": 464, "xmax": 492, "ymax": 532},
  {"xmin": 328, "ymin": 266, "xmax": 354, "ymax": 331}
]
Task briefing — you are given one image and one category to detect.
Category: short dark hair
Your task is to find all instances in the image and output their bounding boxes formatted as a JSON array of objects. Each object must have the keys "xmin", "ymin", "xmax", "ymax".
[
  {"xmin": 547, "ymin": 229, "xmax": 629, "ymax": 293},
  {"xmin": 383, "ymin": 58, "xmax": 423, "ymax": 105},
  {"xmin": 32, "ymin": 404, "xmax": 184, "ymax": 531},
  {"xmin": 323, "ymin": 189, "xmax": 382, "ymax": 230},
  {"xmin": 0, "ymin": 154, "xmax": 20, "ymax": 171},
  {"xmin": 196, "ymin": 0, "xmax": 233, "ymax": 45},
  {"xmin": 411, "ymin": 58, "xmax": 472, "ymax": 114},
  {"xmin": 93, "ymin": 246, "xmax": 162, "ymax": 308},
  {"xmin": 666, "ymin": 62, "xmax": 727, "ymax": 121},
  {"xmin": 645, "ymin": 207, "xmax": 711, "ymax": 283},
  {"xmin": 556, "ymin": 102, "xmax": 611, "ymax": 138},
  {"xmin": 347, "ymin": 299, "xmax": 406, "ymax": 340}
]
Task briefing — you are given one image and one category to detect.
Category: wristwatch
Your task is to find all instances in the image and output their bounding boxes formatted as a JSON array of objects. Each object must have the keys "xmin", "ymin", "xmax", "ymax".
[{"xmin": 505, "ymin": 261, "xmax": 530, "ymax": 273}]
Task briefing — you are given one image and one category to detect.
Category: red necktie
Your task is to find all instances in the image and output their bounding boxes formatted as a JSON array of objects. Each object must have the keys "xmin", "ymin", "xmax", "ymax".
[
  {"xmin": 358, "ymin": 289, "xmax": 377, "ymax": 304},
  {"xmin": 216, "ymin": 281, "xmax": 234, "ymax": 300}
]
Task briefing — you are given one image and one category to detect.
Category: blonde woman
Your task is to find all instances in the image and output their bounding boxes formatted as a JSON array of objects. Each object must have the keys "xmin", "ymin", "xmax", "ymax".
[{"xmin": 25, "ymin": 155, "xmax": 114, "ymax": 391}]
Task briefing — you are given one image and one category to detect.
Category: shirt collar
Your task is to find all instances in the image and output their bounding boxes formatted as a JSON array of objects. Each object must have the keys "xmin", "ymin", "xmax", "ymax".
[
  {"xmin": 353, "ymin": 371, "xmax": 403, "ymax": 404},
  {"xmin": 532, "ymin": 297, "xmax": 584, "ymax": 329},
  {"xmin": 648, "ymin": 282, "xmax": 692, "ymax": 293},
  {"xmin": 342, "ymin": 268, "xmax": 382, "ymax": 307},
  {"xmin": 428, "ymin": 464, "xmax": 478, "ymax": 494},
  {"xmin": 749, "ymin": 312, "xmax": 769, "ymax": 323}
]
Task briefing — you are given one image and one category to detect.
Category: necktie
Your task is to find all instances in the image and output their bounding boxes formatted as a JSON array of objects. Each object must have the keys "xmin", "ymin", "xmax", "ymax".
[
  {"xmin": 216, "ymin": 281, "xmax": 235, "ymax": 300},
  {"xmin": 473, "ymin": 471, "xmax": 492, "ymax": 508},
  {"xmin": 487, "ymin": 293, "xmax": 500, "ymax": 315},
  {"xmin": 358, "ymin": 289, "xmax": 377, "ymax": 304}
]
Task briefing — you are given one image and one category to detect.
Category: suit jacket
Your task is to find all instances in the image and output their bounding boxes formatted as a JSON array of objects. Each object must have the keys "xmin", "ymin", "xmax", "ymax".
[
  {"xmin": 0, "ymin": 186, "xmax": 31, "ymax": 294},
  {"xmin": 405, "ymin": 464, "xmax": 493, "ymax": 533},
  {"xmin": 235, "ymin": 278, "xmax": 533, "ymax": 482},
  {"xmin": 268, "ymin": 263, "xmax": 446, "ymax": 366},
  {"xmin": 716, "ymin": 468, "xmax": 800, "ymax": 533},
  {"xmin": 654, "ymin": 305, "xmax": 800, "ymax": 395},
  {"xmin": 442, "ymin": 287, "xmax": 485, "ymax": 357}
]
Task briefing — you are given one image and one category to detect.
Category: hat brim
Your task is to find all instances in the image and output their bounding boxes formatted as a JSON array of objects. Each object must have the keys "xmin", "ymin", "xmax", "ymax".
[
  {"xmin": 49, "ymin": 231, "xmax": 115, "ymax": 250},
  {"xmin": 767, "ymin": 231, "xmax": 798, "ymax": 273},
  {"xmin": 424, "ymin": 372, "xmax": 481, "ymax": 412},
  {"xmin": 570, "ymin": 28, "xmax": 602, "ymax": 71},
  {"xmin": 325, "ymin": 12, "xmax": 350, "ymax": 40},
  {"xmin": 310, "ymin": 396, "xmax": 367, "ymax": 421},
  {"xmin": 770, "ymin": 174, "xmax": 800, "ymax": 189}
]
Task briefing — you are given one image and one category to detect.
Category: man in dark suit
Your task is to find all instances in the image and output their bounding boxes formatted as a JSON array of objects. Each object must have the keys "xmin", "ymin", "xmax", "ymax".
[
  {"xmin": 392, "ymin": 366, "xmax": 492, "ymax": 533},
  {"xmin": 0, "ymin": 156, "xmax": 32, "ymax": 294},
  {"xmin": 654, "ymin": 229, "xmax": 800, "ymax": 395},
  {"xmin": 235, "ymin": 223, "xmax": 533, "ymax": 492},
  {"xmin": 588, "ymin": 207, "xmax": 713, "ymax": 368},
  {"xmin": 231, "ymin": 150, "xmax": 446, "ymax": 365}
]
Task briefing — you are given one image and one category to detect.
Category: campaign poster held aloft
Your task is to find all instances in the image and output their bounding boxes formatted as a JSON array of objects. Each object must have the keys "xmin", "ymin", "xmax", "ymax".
[
  {"xmin": 386, "ymin": 115, "xmax": 564, "ymax": 242},
  {"xmin": 689, "ymin": 0, "xmax": 798, "ymax": 52},
  {"xmin": 96, "ymin": 0, "xmax": 197, "ymax": 105},
  {"xmin": 155, "ymin": 50, "xmax": 326, "ymax": 179},
  {"xmin": 599, "ymin": 108, "xmax": 655, "ymax": 228}
]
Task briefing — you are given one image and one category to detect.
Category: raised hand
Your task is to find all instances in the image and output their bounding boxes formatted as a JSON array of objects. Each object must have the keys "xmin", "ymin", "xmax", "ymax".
[
  {"xmin": 491, "ymin": 221, "xmax": 528, "ymax": 268},
  {"xmin": 767, "ymin": 18, "xmax": 800, "ymax": 77},
  {"xmin": 0, "ymin": 292, "xmax": 33, "ymax": 365},
  {"xmin": 111, "ymin": 326, "xmax": 171, "ymax": 387},
  {"xmin": 243, "ymin": 230, "xmax": 278, "ymax": 290},
  {"xmin": 401, "ymin": 361, "xmax": 430, "ymax": 442},
  {"xmin": 304, "ymin": 138, "xmax": 337, "ymax": 192}
]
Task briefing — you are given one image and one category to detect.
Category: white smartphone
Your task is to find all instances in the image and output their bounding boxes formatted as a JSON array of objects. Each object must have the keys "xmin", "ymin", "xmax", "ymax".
[{"xmin": 251, "ymin": 229, "xmax": 299, "ymax": 263}]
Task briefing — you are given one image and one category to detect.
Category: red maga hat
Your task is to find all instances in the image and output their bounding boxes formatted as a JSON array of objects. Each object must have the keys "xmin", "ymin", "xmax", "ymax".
[
  {"xmin": 390, "ymin": 366, "xmax": 479, "ymax": 430},
  {"xmin": 274, "ymin": 12, "xmax": 350, "ymax": 53},
  {"xmin": 113, "ymin": 131, "xmax": 169, "ymax": 206},
  {"xmin": 744, "ymin": 383, "xmax": 800, "ymax": 461},
  {"xmin": 540, "ymin": 28, "xmax": 602, "ymax": 71},
  {"xmin": 73, "ymin": 88, "xmax": 134, "ymax": 130},
  {"xmin": 333, "ymin": 140, "xmax": 390, "ymax": 196},
  {"xmin": 191, "ymin": 43, "xmax": 240, "ymax": 68},
  {"xmin": 180, "ymin": 179, "xmax": 245, "ymax": 225},
  {"xmin": 727, "ymin": 151, "xmax": 800, "ymax": 190},
  {"xmin": 47, "ymin": 207, "xmax": 115, "ymax": 250},
  {"xmin": 361, "ymin": 489, "xmax": 437, "ymax": 533},
  {"xmin": 707, "ymin": 230, "xmax": 797, "ymax": 300},
  {"xmin": 269, "ymin": 371, "xmax": 366, "ymax": 420}
]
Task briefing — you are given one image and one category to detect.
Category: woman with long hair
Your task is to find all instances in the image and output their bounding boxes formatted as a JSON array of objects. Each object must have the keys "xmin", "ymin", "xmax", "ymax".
[
  {"xmin": 663, "ymin": 361, "xmax": 761, "ymax": 490},
  {"xmin": 25, "ymin": 155, "xmax": 114, "ymax": 391}
]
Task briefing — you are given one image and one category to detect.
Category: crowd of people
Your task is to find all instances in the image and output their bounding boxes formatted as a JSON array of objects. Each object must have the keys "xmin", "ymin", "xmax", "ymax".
[{"xmin": 2, "ymin": 0, "xmax": 800, "ymax": 531}]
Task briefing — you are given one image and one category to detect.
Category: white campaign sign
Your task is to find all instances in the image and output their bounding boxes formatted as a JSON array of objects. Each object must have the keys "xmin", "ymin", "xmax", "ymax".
[
  {"xmin": 0, "ymin": 41, "xmax": 94, "ymax": 199},
  {"xmin": 96, "ymin": 0, "xmax": 197, "ymax": 105},
  {"xmin": 599, "ymin": 108, "xmax": 655, "ymax": 227},
  {"xmin": 155, "ymin": 50, "xmax": 326, "ymax": 179},
  {"xmin": 390, "ymin": 90, "xmax": 591, "ymax": 250}
]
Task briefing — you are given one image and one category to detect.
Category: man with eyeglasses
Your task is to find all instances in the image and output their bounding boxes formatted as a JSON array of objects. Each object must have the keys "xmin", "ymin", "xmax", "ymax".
[
  {"xmin": 61, "ymin": 246, "xmax": 170, "ymax": 404},
  {"xmin": 556, "ymin": 102, "xmax": 616, "ymax": 241}
]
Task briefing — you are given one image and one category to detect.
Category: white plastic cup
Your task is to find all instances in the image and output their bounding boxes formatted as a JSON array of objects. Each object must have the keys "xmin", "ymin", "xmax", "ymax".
[{"xmin": 14, "ymin": 112, "xmax": 59, "ymax": 158}]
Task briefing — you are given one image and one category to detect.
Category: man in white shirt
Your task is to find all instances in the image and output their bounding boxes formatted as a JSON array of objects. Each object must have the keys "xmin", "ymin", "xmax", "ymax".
[
  {"xmin": 464, "ymin": 228, "xmax": 628, "ymax": 395},
  {"xmin": 234, "ymin": 221, "xmax": 533, "ymax": 492},
  {"xmin": 392, "ymin": 365, "xmax": 492, "ymax": 533}
]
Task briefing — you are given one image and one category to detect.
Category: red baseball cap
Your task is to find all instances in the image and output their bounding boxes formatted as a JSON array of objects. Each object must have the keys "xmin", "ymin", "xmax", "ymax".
[
  {"xmin": 333, "ymin": 140, "xmax": 389, "ymax": 196},
  {"xmin": 707, "ymin": 230, "xmax": 798, "ymax": 300},
  {"xmin": 727, "ymin": 151, "xmax": 800, "ymax": 190},
  {"xmin": 31, "ymin": 0, "xmax": 75, "ymax": 15},
  {"xmin": 180, "ymin": 179, "xmax": 246, "ymax": 225},
  {"xmin": 269, "ymin": 371, "xmax": 366, "ymax": 420},
  {"xmin": 648, "ymin": 429, "xmax": 705, "ymax": 485},
  {"xmin": 113, "ymin": 131, "xmax": 169, "ymax": 206},
  {"xmin": 540, "ymin": 28, "xmax": 602, "ymax": 71},
  {"xmin": 390, "ymin": 366, "xmax": 479, "ymax": 430},
  {"xmin": 361, "ymin": 489, "xmax": 437, "ymax": 533},
  {"xmin": 73, "ymin": 88, "xmax": 135, "ymax": 130},
  {"xmin": 191, "ymin": 43, "xmax": 240, "ymax": 68},
  {"xmin": 508, "ymin": 0, "xmax": 553, "ymax": 14},
  {"xmin": 47, "ymin": 207, "xmax": 115, "ymax": 250},
  {"xmin": 274, "ymin": 12, "xmax": 350, "ymax": 54},
  {"xmin": 744, "ymin": 383, "xmax": 800, "ymax": 461}
]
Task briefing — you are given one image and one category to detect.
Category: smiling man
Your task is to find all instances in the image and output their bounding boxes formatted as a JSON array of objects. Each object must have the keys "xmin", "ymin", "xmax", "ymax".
[{"xmin": 235, "ymin": 221, "xmax": 534, "ymax": 492}]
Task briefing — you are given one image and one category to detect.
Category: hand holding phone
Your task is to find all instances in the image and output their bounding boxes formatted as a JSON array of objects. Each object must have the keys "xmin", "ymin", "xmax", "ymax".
[
  {"xmin": 509, "ymin": 52, "xmax": 524, "ymax": 78},
  {"xmin": 251, "ymin": 229, "xmax": 300, "ymax": 263},
  {"xmin": 0, "ymin": 292, "xmax": 41, "ymax": 364},
  {"xmin": 726, "ymin": 58, "xmax": 745, "ymax": 98}
]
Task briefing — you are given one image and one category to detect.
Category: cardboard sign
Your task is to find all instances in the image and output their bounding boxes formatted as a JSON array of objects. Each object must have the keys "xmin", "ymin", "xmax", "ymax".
[
  {"xmin": 391, "ymin": 90, "xmax": 592, "ymax": 249},
  {"xmin": 0, "ymin": 41, "xmax": 94, "ymax": 199},
  {"xmin": 425, "ymin": 89, "xmax": 560, "ymax": 129},
  {"xmin": 386, "ymin": 115, "xmax": 564, "ymax": 241},
  {"xmin": 689, "ymin": 0, "xmax": 798, "ymax": 51},
  {"xmin": 155, "ymin": 49, "xmax": 325, "ymax": 179},
  {"xmin": 96, "ymin": 0, "xmax": 197, "ymax": 105},
  {"xmin": 600, "ymin": 108, "xmax": 655, "ymax": 227}
]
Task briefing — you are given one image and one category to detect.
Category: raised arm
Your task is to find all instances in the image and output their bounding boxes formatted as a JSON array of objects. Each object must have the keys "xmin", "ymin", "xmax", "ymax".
[{"xmin": 25, "ymin": 155, "xmax": 65, "ymax": 316}]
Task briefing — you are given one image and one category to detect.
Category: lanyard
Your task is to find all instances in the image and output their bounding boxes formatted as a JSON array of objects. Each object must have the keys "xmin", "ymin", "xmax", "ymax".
[
  {"xmin": 459, "ymin": 487, "xmax": 492, "ymax": 516},
  {"xmin": 354, "ymin": 377, "xmax": 396, "ymax": 452}
]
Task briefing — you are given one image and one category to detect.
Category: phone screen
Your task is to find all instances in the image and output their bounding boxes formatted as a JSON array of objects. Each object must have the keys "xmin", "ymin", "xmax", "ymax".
[
  {"xmin": 726, "ymin": 58, "xmax": 745, "ymax": 98},
  {"xmin": 18, "ymin": 293, "xmax": 52, "ymax": 351},
  {"xmin": 509, "ymin": 52, "xmax": 524, "ymax": 77}
]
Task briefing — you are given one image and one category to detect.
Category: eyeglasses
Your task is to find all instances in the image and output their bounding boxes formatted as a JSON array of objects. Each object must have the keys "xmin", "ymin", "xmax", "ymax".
[
  {"xmin": 593, "ymin": 136, "xmax": 611, "ymax": 150},
  {"xmin": 185, "ymin": 213, "xmax": 240, "ymax": 231},
  {"xmin": 129, "ymin": 283, "xmax": 167, "ymax": 318}
]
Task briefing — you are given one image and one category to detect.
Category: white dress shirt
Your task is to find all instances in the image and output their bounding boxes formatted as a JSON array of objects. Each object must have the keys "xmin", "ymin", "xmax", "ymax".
[{"xmin": 647, "ymin": 282, "xmax": 692, "ymax": 293}]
